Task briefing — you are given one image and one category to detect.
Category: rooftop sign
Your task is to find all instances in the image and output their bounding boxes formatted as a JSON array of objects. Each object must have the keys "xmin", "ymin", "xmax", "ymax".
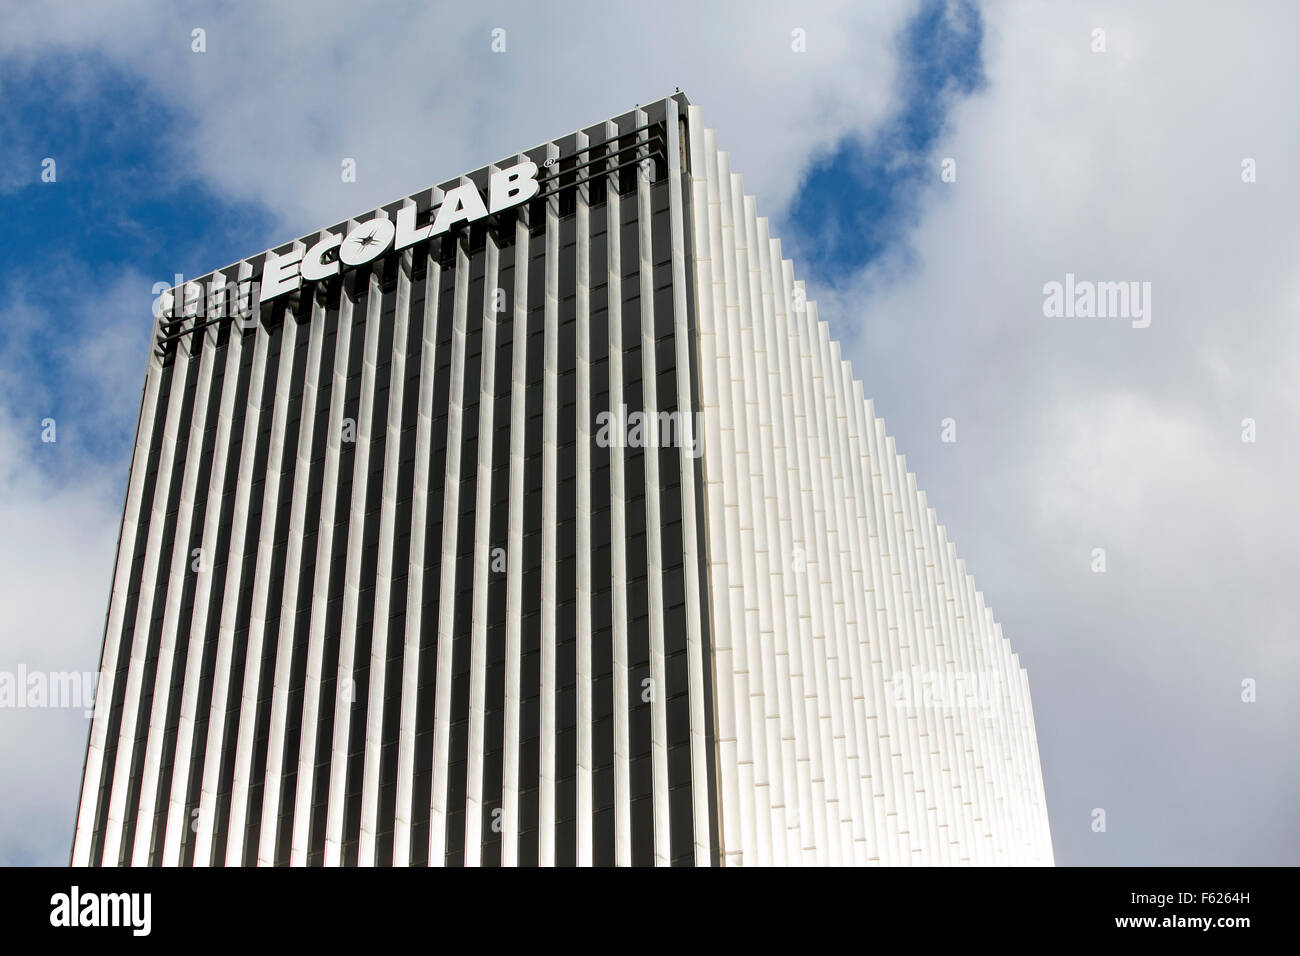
[{"xmin": 259, "ymin": 159, "xmax": 539, "ymax": 302}]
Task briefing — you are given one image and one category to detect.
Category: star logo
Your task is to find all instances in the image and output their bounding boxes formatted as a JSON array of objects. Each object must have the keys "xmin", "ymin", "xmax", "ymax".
[{"xmin": 349, "ymin": 226, "xmax": 381, "ymax": 250}]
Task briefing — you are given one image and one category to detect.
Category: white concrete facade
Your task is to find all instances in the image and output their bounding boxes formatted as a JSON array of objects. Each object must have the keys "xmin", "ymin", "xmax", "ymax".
[{"xmin": 686, "ymin": 104, "xmax": 1053, "ymax": 865}]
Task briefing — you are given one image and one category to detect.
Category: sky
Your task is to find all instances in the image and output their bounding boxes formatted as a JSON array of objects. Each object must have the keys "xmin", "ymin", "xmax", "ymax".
[{"xmin": 1, "ymin": 0, "xmax": 1296, "ymax": 867}]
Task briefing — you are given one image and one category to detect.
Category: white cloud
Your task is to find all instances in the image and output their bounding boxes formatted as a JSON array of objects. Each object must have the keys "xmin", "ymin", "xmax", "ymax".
[
  {"xmin": 0, "ymin": 270, "xmax": 153, "ymax": 865},
  {"xmin": 0, "ymin": 0, "xmax": 914, "ymax": 240}
]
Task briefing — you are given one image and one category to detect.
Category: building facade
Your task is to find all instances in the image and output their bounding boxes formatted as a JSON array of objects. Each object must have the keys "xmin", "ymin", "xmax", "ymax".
[{"xmin": 72, "ymin": 93, "xmax": 1053, "ymax": 867}]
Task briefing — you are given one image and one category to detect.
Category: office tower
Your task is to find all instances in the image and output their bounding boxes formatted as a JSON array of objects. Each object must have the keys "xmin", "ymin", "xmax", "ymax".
[{"xmin": 72, "ymin": 93, "xmax": 1053, "ymax": 866}]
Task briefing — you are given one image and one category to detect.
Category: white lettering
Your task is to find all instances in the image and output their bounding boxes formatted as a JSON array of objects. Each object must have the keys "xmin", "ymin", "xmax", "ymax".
[
  {"xmin": 301, "ymin": 233, "xmax": 343, "ymax": 282},
  {"xmin": 258, "ymin": 247, "xmax": 304, "ymax": 302},
  {"xmin": 489, "ymin": 160, "xmax": 540, "ymax": 213},
  {"xmin": 432, "ymin": 181, "xmax": 490, "ymax": 235},
  {"xmin": 339, "ymin": 217, "xmax": 395, "ymax": 267},
  {"xmin": 394, "ymin": 204, "xmax": 431, "ymax": 250},
  {"xmin": 258, "ymin": 160, "xmax": 540, "ymax": 301}
]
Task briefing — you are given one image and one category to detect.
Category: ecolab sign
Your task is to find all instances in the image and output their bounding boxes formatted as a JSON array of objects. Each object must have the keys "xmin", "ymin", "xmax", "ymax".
[{"xmin": 259, "ymin": 160, "xmax": 540, "ymax": 303}]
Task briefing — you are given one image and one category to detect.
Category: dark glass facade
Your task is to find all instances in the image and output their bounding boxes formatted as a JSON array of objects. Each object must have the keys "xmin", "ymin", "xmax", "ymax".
[{"xmin": 73, "ymin": 94, "xmax": 720, "ymax": 867}]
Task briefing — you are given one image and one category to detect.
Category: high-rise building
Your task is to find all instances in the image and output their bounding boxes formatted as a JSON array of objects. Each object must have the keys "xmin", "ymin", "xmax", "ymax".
[{"xmin": 72, "ymin": 93, "xmax": 1053, "ymax": 867}]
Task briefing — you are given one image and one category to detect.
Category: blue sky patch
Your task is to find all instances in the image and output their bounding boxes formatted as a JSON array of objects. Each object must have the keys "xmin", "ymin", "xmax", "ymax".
[{"xmin": 781, "ymin": 0, "xmax": 985, "ymax": 289}]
